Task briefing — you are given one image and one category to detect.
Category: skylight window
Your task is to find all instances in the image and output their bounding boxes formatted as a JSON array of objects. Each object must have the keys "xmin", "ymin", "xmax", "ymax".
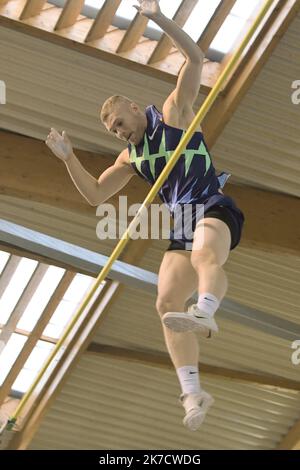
[
  {"xmin": 181, "ymin": 0, "xmax": 223, "ymax": 42},
  {"xmin": 13, "ymin": 340, "xmax": 56, "ymax": 394},
  {"xmin": 17, "ymin": 266, "xmax": 65, "ymax": 332},
  {"xmin": 0, "ymin": 257, "xmax": 38, "ymax": 325},
  {"xmin": 212, "ymin": 0, "xmax": 262, "ymax": 53},
  {"xmin": 0, "ymin": 251, "xmax": 99, "ymax": 396},
  {"xmin": 85, "ymin": 0, "xmax": 106, "ymax": 11},
  {"xmin": 211, "ymin": 14, "xmax": 245, "ymax": 53},
  {"xmin": 0, "ymin": 251, "xmax": 9, "ymax": 272},
  {"xmin": 42, "ymin": 273, "xmax": 96, "ymax": 339},
  {"xmin": 0, "ymin": 334, "xmax": 27, "ymax": 386},
  {"xmin": 84, "ymin": 0, "xmax": 264, "ymax": 53},
  {"xmin": 231, "ymin": 0, "xmax": 262, "ymax": 18}
]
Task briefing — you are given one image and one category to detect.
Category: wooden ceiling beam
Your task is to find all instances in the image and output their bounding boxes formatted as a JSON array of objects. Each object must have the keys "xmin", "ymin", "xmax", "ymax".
[
  {"xmin": 197, "ymin": 0, "xmax": 237, "ymax": 53},
  {"xmin": 0, "ymin": 0, "xmax": 27, "ymax": 19},
  {"xmin": 19, "ymin": 0, "xmax": 47, "ymax": 20},
  {"xmin": 277, "ymin": 419, "xmax": 300, "ymax": 450},
  {"xmin": 219, "ymin": 0, "xmax": 278, "ymax": 89},
  {"xmin": 85, "ymin": 0, "xmax": 122, "ymax": 43},
  {"xmin": 54, "ymin": 0, "xmax": 84, "ymax": 31},
  {"xmin": 0, "ymin": 254, "xmax": 22, "ymax": 299},
  {"xmin": 148, "ymin": 0, "xmax": 198, "ymax": 64},
  {"xmin": 0, "ymin": 129, "xmax": 150, "ymax": 213},
  {"xmin": 116, "ymin": 12, "xmax": 148, "ymax": 53},
  {"xmin": 202, "ymin": 0, "xmax": 300, "ymax": 147},
  {"xmin": 87, "ymin": 343, "xmax": 300, "ymax": 391}
]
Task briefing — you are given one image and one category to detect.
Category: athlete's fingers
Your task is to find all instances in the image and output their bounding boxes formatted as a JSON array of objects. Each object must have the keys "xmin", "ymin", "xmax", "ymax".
[{"xmin": 50, "ymin": 128, "xmax": 61, "ymax": 138}]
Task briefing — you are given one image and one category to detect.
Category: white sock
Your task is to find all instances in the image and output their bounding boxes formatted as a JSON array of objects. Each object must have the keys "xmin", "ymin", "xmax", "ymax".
[
  {"xmin": 176, "ymin": 365, "xmax": 201, "ymax": 395},
  {"xmin": 197, "ymin": 292, "xmax": 220, "ymax": 318}
]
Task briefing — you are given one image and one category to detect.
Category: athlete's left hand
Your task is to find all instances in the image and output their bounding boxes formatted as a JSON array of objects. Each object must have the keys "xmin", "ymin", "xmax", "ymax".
[{"xmin": 133, "ymin": 0, "xmax": 162, "ymax": 19}]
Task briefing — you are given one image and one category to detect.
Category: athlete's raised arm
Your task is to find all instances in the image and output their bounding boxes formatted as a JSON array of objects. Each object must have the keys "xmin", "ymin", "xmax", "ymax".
[
  {"xmin": 46, "ymin": 128, "xmax": 135, "ymax": 206},
  {"xmin": 135, "ymin": 0, "xmax": 204, "ymax": 122}
]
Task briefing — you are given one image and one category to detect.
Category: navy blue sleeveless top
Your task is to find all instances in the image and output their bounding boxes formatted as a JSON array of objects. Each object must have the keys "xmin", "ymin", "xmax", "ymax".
[{"xmin": 127, "ymin": 105, "xmax": 244, "ymax": 221}]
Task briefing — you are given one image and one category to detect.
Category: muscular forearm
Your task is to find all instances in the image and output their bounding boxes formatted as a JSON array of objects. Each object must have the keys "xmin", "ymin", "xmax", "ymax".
[
  {"xmin": 152, "ymin": 13, "xmax": 204, "ymax": 62},
  {"xmin": 64, "ymin": 152, "xmax": 99, "ymax": 206}
]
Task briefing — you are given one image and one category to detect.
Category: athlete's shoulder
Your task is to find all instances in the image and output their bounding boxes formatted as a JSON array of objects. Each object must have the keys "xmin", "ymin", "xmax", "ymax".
[
  {"xmin": 114, "ymin": 148, "xmax": 137, "ymax": 176},
  {"xmin": 145, "ymin": 104, "xmax": 163, "ymax": 122},
  {"xmin": 115, "ymin": 147, "xmax": 131, "ymax": 166}
]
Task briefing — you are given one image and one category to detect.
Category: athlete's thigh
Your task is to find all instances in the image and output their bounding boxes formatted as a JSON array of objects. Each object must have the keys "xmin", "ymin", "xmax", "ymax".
[
  {"xmin": 192, "ymin": 217, "xmax": 231, "ymax": 267},
  {"xmin": 157, "ymin": 249, "xmax": 198, "ymax": 301}
]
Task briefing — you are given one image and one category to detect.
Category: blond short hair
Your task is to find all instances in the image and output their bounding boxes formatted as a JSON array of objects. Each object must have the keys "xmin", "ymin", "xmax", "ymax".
[{"xmin": 100, "ymin": 95, "xmax": 133, "ymax": 123}]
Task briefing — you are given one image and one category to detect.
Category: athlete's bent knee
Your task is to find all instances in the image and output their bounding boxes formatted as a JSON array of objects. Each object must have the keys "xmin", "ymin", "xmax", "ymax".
[
  {"xmin": 156, "ymin": 297, "xmax": 184, "ymax": 317},
  {"xmin": 190, "ymin": 247, "xmax": 218, "ymax": 270}
]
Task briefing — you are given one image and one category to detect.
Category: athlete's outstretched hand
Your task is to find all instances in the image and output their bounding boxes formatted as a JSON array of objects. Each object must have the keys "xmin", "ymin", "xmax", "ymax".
[
  {"xmin": 46, "ymin": 128, "xmax": 74, "ymax": 162},
  {"xmin": 133, "ymin": 0, "xmax": 161, "ymax": 19}
]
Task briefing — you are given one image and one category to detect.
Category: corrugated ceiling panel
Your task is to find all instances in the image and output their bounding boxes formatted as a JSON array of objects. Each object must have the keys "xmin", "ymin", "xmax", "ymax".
[
  {"xmin": 141, "ymin": 240, "xmax": 300, "ymax": 325},
  {"xmin": 225, "ymin": 246, "xmax": 300, "ymax": 325},
  {"xmin": 0, "ymin": 25, "xmax": 194, "ymax": 157},
  {"xmin": 28, "ymin": 354, "xmax": 300, "ymax": 450},
  {"xmin": 0, "ymin": 194, "xmax": 117, "ymax": 257}
]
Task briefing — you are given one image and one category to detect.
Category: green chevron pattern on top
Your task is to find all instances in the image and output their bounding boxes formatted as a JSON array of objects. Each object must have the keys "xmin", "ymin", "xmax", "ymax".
[{"xmin": 129, "ymin": 128, "xmax": 211, "ymax": 179}]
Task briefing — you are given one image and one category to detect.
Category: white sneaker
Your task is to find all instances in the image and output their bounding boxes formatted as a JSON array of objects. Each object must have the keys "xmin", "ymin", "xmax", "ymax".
[
  {"xmin": 162, "ymin": 304, "xmax": 219, "ymax": 337},
  {"xmin": 180, "ymin": 390, "xmax": 214, "ymax": 431}
]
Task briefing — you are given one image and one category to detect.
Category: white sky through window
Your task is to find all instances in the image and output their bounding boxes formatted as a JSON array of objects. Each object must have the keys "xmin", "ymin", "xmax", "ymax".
[
  {"xmin": 0, "ymin": 251, "xmax": 98, "ymax": 395},
  {"xmin": 84, "ymin": 0, "xmax": 263, "ymax": 53},
  {"xmin": 17, "ymin": 265, "xmax": 65, "ymax": 332},
  {"xmin": 0, "ymin": 257, "xmax": 38, "ymax": 325}
]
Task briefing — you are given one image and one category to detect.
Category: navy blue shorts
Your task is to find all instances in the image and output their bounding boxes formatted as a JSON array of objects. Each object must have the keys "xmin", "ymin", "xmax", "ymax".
[{"xmin": 166, "ymin": 204, "xmax": 244, "ymax": 252}]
